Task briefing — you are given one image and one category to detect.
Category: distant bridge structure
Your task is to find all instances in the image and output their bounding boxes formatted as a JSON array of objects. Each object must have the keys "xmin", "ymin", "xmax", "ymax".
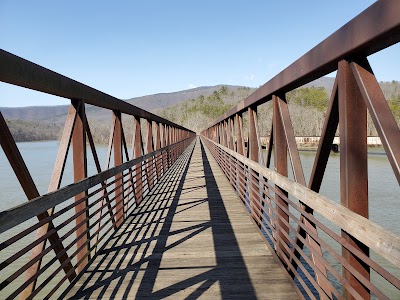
[{"xmin": 0, "ymin": 0, "xmax": 399, "ymax": 299}]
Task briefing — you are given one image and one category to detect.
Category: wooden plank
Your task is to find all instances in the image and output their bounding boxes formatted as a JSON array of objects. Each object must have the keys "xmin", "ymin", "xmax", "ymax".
[{"xmin": 63, "ymin": 138, "xmax": 298, "ymax": 300}]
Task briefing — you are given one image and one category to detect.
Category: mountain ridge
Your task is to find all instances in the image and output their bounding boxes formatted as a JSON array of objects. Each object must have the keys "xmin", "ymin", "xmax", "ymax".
[
  {"xmin": 1, "ymin": 85, "xmax": 247, "ymax": 122},
  {"xmin": 2, "ymin": 77, "xmax": 399, "ymax": 142}
]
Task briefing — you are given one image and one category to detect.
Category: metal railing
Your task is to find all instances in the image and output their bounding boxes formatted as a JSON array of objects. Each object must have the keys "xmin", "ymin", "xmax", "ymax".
[
  {"xmin": 201, "ymin": 1, "xmax": 400, "ymax": 299},
  {"xmin": 0, "ymin": 50, "xmax": 195, "ymax": 299}
]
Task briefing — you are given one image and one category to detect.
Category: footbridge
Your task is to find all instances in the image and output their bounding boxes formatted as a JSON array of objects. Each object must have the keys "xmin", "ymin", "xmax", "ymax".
[{"xmin": 0, "ymin": 1, "xmax": 399, "ymax": 299}]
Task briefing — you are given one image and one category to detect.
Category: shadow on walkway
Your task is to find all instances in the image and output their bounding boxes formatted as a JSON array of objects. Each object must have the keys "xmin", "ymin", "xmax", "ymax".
[{"xmin": 62, "ymin": 139, "xmax": 261, "ymax": 299}]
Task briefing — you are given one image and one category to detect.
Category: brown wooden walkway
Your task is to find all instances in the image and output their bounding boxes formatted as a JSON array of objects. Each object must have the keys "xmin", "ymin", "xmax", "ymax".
[{"xmin": 63, "ymin": 138, "xmax": 298, "ymax": 299}]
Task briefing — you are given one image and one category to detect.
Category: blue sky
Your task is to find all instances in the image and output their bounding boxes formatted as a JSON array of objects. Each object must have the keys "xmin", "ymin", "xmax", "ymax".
[{"xmin": 0, "ymin": 0, "xmax": 399, "ymax": 107}]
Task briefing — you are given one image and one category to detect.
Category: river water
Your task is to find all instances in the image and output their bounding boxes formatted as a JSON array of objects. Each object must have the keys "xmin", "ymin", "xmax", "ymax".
[{"xmin": 0, "ymin": 141, "xmax": 398, "ymax": 299}]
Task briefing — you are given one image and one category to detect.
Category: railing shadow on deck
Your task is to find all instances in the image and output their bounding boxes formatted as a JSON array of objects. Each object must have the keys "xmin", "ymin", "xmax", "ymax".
[
  {"xmin": 198, "ymin": 141, "xmax": 258, "ymax": 300},
  {"xmin": 61, "ymin": 139, "xmax": 259, "ymax": 299},
  {"xmin": 59, "ymin": 140, "xmax": 196, "ymax": 299}
]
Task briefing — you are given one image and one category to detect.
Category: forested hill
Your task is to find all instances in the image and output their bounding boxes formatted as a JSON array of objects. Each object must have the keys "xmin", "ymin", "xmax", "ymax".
[
  {"xmin": 155, "ymin": 80, "xmax": 400, "ymax": 135},
  {"xmin": 126, "ymin": 85, "xmax": 245, "ymax": 112}
]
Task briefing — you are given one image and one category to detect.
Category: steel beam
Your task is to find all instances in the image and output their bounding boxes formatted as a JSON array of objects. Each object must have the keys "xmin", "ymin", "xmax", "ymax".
[
  {"xmin": 248, "ymin": 107, "xmax": 262, "ymax": 225},
  {"xmin": 71, "ymin": 100, "xmax": 89, "ymax": 273},
  {"xmin": 350, "ymin": 58, "xmax": 400, "ymax": 185},
  {"xmin": 338, "ymin": 60, "xmax": 370, "ymax": 300},
  {"xmin": 113, "ymin": 111, "xmax": 124, "ymax": 227},
  {"xmin": 146, "ymin": 120, "xmax": 154, "ymax": 190},
  {"xmin": 273, "ymin": 95, "xmax": 289, "ymax": 259}
]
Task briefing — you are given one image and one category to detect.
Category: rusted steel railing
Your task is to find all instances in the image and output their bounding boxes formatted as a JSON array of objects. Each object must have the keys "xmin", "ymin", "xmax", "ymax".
[
  {"xmin": 0, "ymin": 51, "xmax": 195, "ymax": 299},
  {"xmin": 201, "ymin": 1, "xmax": 400, "ymax": 299}
]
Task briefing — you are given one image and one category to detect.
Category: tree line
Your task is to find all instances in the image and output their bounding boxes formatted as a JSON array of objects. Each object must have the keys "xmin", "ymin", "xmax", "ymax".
[{"xmin": 155, "ymin": 84, "xmax": 400, "ymax": 137}]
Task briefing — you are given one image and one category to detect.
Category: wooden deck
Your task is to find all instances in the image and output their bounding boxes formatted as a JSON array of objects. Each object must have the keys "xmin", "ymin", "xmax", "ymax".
[{"xmin": 63, "ymin": 138, "xmax": 298, "ymax": 299}]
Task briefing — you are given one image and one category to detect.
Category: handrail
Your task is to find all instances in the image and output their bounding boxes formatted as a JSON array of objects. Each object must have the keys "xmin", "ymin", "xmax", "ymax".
[
  {"xmin": 0, "ymin": 137, "xmax": 193, "ymax": 234},
  {"xmin": 210, "ymin": 0, "xmax": 400, "ymax": 126}
]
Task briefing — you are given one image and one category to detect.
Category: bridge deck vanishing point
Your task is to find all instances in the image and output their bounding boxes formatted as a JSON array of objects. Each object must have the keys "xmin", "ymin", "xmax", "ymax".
[{"xmin": 62, "ymin": 138, "xmax": 298, "ymax": 299}]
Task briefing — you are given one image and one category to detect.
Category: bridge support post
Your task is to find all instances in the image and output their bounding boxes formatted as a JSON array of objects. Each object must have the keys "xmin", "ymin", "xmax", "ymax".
[
  {"xmin": 113, "ymin": 110, "xmax": 124, "ymax": 227},
  {"xmin": 154, "ymin": 122, "xmax": 161, "ymax": 181},
  {"xmin": 146, "ymin": 120, "xmax": 154, "ymax": 190},
  {"xmin": 338, "ymin": 60, "xmax": 370, "ymax": 299},
  {"xmin": 218, "ymin": 123, "xmax": 222, "ymax": 145},
  {"xmin": 273, "ymin": 96, "xmax": 290, "ymax": 258},
  {"xmin": 235, "ymin": 114, "xmax": 246, "ymax": 203},
  {"xmin": 160, "ymin": 123, "xmax": 166, "ymax": 176},
  {"xmin": 228, "ymin": 118, "xmax": 236, "ymax": 185},
  {"xmin": 72, "ymin": 100, "xmax": 90, "ymax": 273},
  {"xmin": 248, "ymin": 106, "xmax": 262, "ymax": 226},
  {"xmin": 226, "ymin": 118, "xmax": 233, "ymax": 184},
  {"xmin": 132, "ymin": 116, "xmax": 144, "ymax": 204},
  {"xmin": 224, "ymin": 121, "xmax": 228, "ymax": 147},
  {"xmin": 167, "ymin": 125, "xmax": 172, "ymax": 167},
  {"xmin": 219, "ymin": 122, "xmax": 223, "ymax": 146}
]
